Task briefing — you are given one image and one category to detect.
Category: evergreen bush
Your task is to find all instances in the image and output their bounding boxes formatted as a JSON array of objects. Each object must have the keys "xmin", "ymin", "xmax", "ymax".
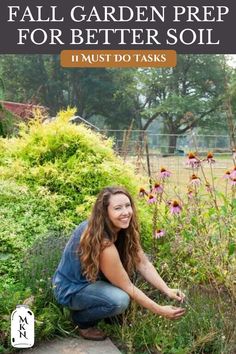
[{"xmin": 0, "ymin": 108, "xmax": 151, "ymax": 352}]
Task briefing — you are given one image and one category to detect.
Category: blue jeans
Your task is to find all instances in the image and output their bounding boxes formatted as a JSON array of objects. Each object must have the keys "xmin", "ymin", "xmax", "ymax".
[{"xmin": 68, "ymin": 280, "xmax": 130, "ymax": 329}]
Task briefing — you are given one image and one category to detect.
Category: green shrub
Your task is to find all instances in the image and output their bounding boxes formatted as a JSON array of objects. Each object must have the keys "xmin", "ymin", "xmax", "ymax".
[
  {"xmin": 1, "ymin": 108, "xmax": 234, "ymax": 353},
  {"xmin": 0, "ymin": 108, "xmax": 152, "ymax": 352},
  {"xmin": 0, "ymin": 106, "xmax": 16, "ymax": 137}
]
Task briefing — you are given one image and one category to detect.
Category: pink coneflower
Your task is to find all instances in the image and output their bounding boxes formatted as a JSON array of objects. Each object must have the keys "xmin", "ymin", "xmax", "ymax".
[
  {"xmin": 223, "ymin": 170, "xmax": 231, "ymax": 179},
  {"xmin": 230, "ymin": 166, "xmax": 236, "ymax": 179},
  {"xmin": 139, "ymin": 187, "xmax": 147, "ymax": 197},
  {"xmin": 170, "ymin": 200, "xmax": 182, "ymax": 215},
  {"xmin": 153, "ymin": 183, "xmax": 164, "ymax": 194},
  {"xmin": 160, "ymin": 167, "xmax": 171, "ymax": 179},
  {"xmin": 189, "ymin": 174, "xmax": 201, "ymax": 186},
  {"xmin": 154, "ymin": 229, "xmax": 165, "ymax": 239},
  {"xmin": 205, "ymin": 183, "xmax": 212, "ymax": 192},
  {"xmin": 230, "ymin": 178, "xmax": 236, "ymax": 186},
  {"xmin": 147, "ymin": 194, "xmax": 157, "ymax": 204},
  {"xmin": 203, "ymin": 152, "xmax": 216, "ymax": 164},
  {"xmin": 186, "ymin": 152, "xmax": 201, "ymax": 168},
  {"xmin": 187, "ymin": 189, "xmax": 194, "ymax": 199}
]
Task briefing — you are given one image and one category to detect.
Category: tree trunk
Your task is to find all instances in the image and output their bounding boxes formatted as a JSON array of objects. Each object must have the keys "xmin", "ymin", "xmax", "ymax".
[
  {"xmin": 168, "ymin": 134, "xmax": 178, "ymax": 154},
  {"xmin": 225, "ymin": 97, "xmax": 236, "ymax": 149}
]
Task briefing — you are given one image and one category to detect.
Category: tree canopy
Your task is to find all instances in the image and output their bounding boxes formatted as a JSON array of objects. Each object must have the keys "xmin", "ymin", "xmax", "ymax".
[{"xmin": 0, "ymin": 54, "xmax": 235, "ymax": 150}]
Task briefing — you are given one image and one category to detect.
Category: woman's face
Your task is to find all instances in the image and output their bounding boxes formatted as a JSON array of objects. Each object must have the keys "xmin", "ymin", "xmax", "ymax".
[{"xmin": 107, "ymin": 193, "xmax": 133, "ymax": 232}]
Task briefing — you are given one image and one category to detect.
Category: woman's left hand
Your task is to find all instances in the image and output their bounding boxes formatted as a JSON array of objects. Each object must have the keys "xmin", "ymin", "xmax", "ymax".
[{"xmin": 166, "ymin": 288, "xmax": 185, "ymax": 303}]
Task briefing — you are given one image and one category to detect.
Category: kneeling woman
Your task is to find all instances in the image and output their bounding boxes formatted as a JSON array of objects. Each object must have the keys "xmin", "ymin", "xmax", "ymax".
[{"xmin": 52, "ymin": 186, "xmax": 185, "ymax": 340}]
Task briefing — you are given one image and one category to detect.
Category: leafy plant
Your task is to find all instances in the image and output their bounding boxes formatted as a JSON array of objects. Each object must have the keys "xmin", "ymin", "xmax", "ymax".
[{"xmin": 0, "ymin": 108, "xmax": 151, "ymax": 352}]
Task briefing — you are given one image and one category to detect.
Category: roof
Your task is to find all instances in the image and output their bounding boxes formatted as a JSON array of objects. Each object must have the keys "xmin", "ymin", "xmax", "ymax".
[{"xmin": 0, "ymin": 101, "xmax": 46, "ymax": 120}]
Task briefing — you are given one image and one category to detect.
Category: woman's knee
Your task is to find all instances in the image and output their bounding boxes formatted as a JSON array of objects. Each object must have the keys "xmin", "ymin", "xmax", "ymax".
[{"xmin": 111, "ymin": 290, "xmax": 130, "ymax": 314}]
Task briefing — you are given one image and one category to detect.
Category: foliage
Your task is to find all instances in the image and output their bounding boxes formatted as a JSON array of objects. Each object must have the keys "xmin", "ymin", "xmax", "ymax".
[
  {"xmin": 0, "ymin": 108, "xmax": 235, "ymax": 353},
  {"xmin": 0, "ymin": 180, "xmax": 66, "ymax": 278},
  {"xmin": 0, "ymin": 106, "xmax": 16, "ymax": 137},
  {"xmin": 0, "ymin": 74, "xmax": 17, "ymax": 137},
  {"xmin": 0, "ymin": 55, "xmax": 134, "ymax": 129},
  {"xmin": 102, "ymin": 284, "xmax": 235, "ymax": 354},
  {"xmin": 140, "ymin": 153, "xmax": 236, "ymax": 293},
  {"xmin": 0, "ymin": 108, "xmax": 151, "ymax": 352},
  {"xmin": 131, "ymin": 152, "xmax": 236, "ymax": 352},
  {"xmin": 1, "ymin": 55, "xmax": 234, "ymax": 144},
  {"xmin": 223, "ymin": 64, "xmax": 236, "ymax": 148},
  {"xmin": 136, "ymin": 55, "xmax": 228, "ymax": 152}
]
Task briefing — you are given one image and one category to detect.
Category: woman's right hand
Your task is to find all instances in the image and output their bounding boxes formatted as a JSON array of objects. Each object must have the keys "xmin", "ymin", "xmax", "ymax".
[{"xmin": 159, "ymin": 305, "xmax": 186, "ymax": 320}]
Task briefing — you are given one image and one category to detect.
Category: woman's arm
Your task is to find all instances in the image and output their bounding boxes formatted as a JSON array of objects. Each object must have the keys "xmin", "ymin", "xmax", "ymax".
[
  {"xmin": 99, "ymin": 244, "xmax": 185, "ymax": 319},
  {"xmin": 136, "ymin": 249, "xmax": 185, "ymax": 302}
]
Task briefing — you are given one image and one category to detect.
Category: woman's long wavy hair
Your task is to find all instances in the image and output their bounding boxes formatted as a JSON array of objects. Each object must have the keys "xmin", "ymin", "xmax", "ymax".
[{"xmin": 78, "ymin": 186, "xmax": 141, "ymax": 282}]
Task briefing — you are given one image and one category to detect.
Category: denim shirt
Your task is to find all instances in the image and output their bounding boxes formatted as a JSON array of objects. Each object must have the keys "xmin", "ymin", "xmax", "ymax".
[{"xmin": 52, "ymin": 220, "xmax": 90, "ymax": 306}]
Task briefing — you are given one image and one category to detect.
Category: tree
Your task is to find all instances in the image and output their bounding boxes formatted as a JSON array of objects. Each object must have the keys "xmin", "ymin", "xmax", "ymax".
[
  {"xmin": 128, "ymin": 55, "xmax": 227, "ymax": 153},
  {"xmin": 0, "ymin": 55, "xmax": 136, "ymax": 130},
  {"xmin": 0, "ymin": 75, "xmax": 15, "ymax": 137},
  {"xmin": 0, "ymin": 54, "xmax": 231, "ymax": 149},
  {"xmin": 0, "ymin": 55, "xmax": 67, "ymax": 114},
  {"xmin": 223, "ymin": 64, "xmax": 236, "ymax": 149}
]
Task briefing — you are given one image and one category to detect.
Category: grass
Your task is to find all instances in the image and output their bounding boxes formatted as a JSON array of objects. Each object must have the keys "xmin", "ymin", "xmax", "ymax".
[{"xmin": 101, "ymin": 283, "xmax": 236, "ymax": 354}]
